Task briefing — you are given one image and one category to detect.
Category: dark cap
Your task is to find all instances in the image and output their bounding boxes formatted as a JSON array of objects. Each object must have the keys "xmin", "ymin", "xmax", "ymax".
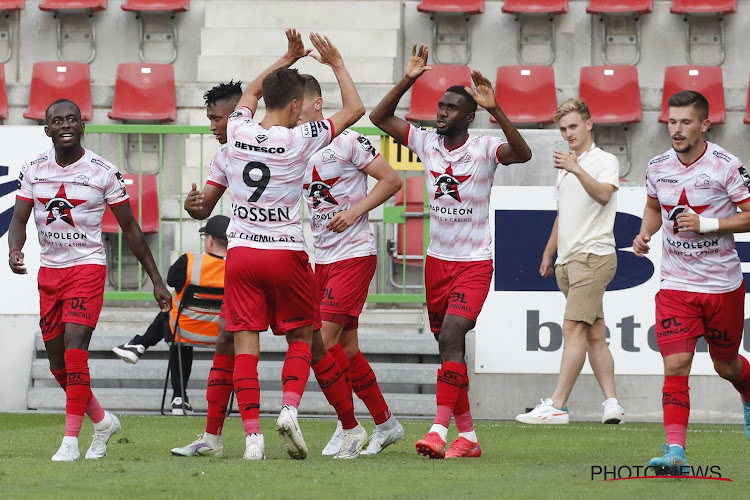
[{"xmin": 199, "ymin": 215, "xmax": 229, "ymax": 240}]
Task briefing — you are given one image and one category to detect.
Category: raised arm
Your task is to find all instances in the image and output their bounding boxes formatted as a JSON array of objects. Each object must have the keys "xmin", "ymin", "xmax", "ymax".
[
  {"xmin": 309, "ymin": 33, "xmax": 365, "ymax": 138},
  {"xmin": 370, "ymin": 43, "xmax": 432, "ymax": 146},
  {"xmin": 8, "ymin": 198, "xmax": 33, "ymax": 274},
  {"xmin": 184, "ymin": 182, "xmax": 225, "ymax": 220},
  {"xmin": 237, "ymin": 28, "xmax": 311, "ymax": 114},
  {"xmin": 465, "ymin": 70, "xmax": 532, "ymax": 165}
]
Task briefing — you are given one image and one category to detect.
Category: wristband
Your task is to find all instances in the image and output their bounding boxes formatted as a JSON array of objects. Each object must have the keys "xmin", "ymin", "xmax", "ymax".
[
  {"xmin": 9, "ymin": 248, "xmax": 21, "ymax": 256},
  {"xmin": 698, "ymin": 215, "xmax": 720, "ymax": 234}
]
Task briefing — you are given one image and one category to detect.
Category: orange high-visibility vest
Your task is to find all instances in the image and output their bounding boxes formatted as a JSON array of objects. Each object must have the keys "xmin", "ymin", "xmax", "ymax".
[{"xmin": 168, "ymin": 252, "xmax": 225, "ymax": 345}]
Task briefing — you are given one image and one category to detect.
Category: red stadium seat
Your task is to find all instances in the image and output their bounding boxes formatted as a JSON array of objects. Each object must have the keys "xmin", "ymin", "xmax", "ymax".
[
  {"xmin": 121, "ymin": 0, "xmax": 189, "ymax": 64},
  {"xmin": 405, "ymin": 65, "xmax": 471, "ymax": 123},
  {"xmin": 670, "ymin": 0, "xmax": 736, "ymax": 15},
  {"xmin": 501, "ymin": 0, "xmax": 568, "ymax": 15},
  {"xmin": 670, "ymin": 1, "xmax": 736, "ymax": 65},
  {"xmin": 38, "ymin": 0, "xmax": 105, "ymax": 11},
  {"xmin": 109, "ymin": 63, "xmax": 176, "ymax": 123},
  {"xmin": 417, "ymin": 0, "xmax": 484, "ymax": 14},
  {"xmin": 579, "ymin": 65, "xmax": 642, "ymax": 124},
  {"xmin": 659, "ymin": 65, "xmax": 725, "ymax": 124},
  {"xmin": 586, "ymin": 0, "xmax": 652, "ymax": 14},
  {"xmin": 501, "ymin": 1, "xmax": 568, "ymax": 65},
  {"xmin": 0, "ymin": 63, "xmax": 7, "ymax": 120},
  {"xmin": 24, "ymin": 62, "xmax": 92, "ymax": 121},
  {"xmin": 121, "ymin": 0, "xmax": 189, "ymax": 13},
  {"xmin": 101, "ymin": 174, "xmax": 159, "ymax": 233},
  {"xmin": 0, "ymin": 1, "xmax": 24, "ymax": 63},
  {"xmin": 491, "ymin": 65, "xmax": 556, "ymax": 125},
  {"xmin": 0, "ymin": 1, "xmax": 25, "ymax": 8},
  {"xmin": 744, "ymin": 75, "xmax": 750, "ymax": 124},
  {"xmin": 38, "ymin": 1, "xmax": 106, "ymax": 63},
  {"xmin": 393, "ymin": 176, "xmax": 426, "ymax": 264},
  {"xmin": 586, "ymin": 1, "xmax": 652, "ymax": 64}
]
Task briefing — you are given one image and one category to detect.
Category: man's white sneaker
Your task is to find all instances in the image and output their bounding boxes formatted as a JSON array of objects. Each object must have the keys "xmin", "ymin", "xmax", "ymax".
[
  {"xmin": 171, "ymin": 433, "xmax": 224, "ymax": 457},
  {"xmin": 85, "ymin": 412, "xmax": 121, "ymax": 459},
  {"xmin": 243, "ymin": 433, "xmax": 265, "ymax": 461},
  {"xmin": 361, "ymin": 420, "xmax": 405, "ymax": 455},
  {"xmin": 322, "ymin": 420, "xmax": 344, "ymax": 456},
  {"xmin": 334, "ymin": 424, "xmax": 369, "ymax": 459},
  {"xmin": 112, "ymin": 342, "xmax": 145, "ymax": 364},
  {"xmin": 276, "ymin": 405, "xmax": 308, "ymax": 460},
  {"xmin": 602, "ymin": 398, "xmax": 625, "ymax": 424},
  {"xmin": 515, "ymin": 398, "xmax": 570, "ymax": 424},
  {"xmin": 52, "ymin": 441, "xmax": 80, "ymax": 462}
]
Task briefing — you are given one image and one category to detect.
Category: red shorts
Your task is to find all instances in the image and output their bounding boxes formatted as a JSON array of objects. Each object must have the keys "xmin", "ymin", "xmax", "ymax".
[
  {"xmin": 425, "ymin": 256, "xmax": 493, "ymax": 335},
  {"xmin": 224, "ymin": 247, "xmax": 321, "ymax": 335},
  {"xmin": 655, "ymin": 285, "xmax": 745, "ymax": 362},
  {"xmin": 316, "ymin": 255, "xmax": 377, "ymax": 331},
  {"xmin": 38, "ymin": 264, "xmax": 106, "ymax": 342}
]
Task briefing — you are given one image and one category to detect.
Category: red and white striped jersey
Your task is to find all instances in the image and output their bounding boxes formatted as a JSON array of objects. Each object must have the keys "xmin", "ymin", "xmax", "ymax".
[
  {"xmin": 405, "ymin": 124, "xmax": 506, "ymax": 261},
  {"xmin": 646, "ymin": 141, "xmax": 750, "ymax": 293},
  {"xmin": 17, "ymin": 148, "xmax": 129, "ymax": 268},
  {"xmin": 303, "ymin": 129, "xmax": 378, "ymax": 264},
  {"xmin": 221, "ymin": 107, "xmax": 334, "ymax": 251}
]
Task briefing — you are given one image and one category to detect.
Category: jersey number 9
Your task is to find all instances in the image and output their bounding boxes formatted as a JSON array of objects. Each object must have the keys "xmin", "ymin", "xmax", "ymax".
[{"xmin": 243, "ymin": 162, "xmax": 271, "ymax": 202}]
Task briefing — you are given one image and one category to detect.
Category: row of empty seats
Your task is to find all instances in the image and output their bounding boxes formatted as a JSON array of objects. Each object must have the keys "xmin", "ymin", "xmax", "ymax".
[
  {"xmin": 0, "ymin": 61, "xmax": 176, "ymax": 122},
  {"xmin": 405, "ymin": 63, "xmax": 744, "ymax": 126}
]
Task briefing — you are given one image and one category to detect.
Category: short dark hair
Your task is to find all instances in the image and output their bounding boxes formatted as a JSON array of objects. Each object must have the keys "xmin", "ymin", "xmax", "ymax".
[
  {"xmin": 667, "ymin": 90, "xmax": 709, "ymax": 121},
  {"xmin": 45, "ymin": 99, "xmax": 81, "ymax": 124},
  {"xmin": 262, "ymin": 68, "xmax": 305, "ymax": 110},
  {"xmin": 301, "ymin": 74, "xmax": 322, "ymax": 98},
  {"xmin": 445, "ymin": 85, "xmax": 477, "ymax": 114},
  {"xmin": 203, "ymin": 80, "xmax": 243, "ymax": 107}
]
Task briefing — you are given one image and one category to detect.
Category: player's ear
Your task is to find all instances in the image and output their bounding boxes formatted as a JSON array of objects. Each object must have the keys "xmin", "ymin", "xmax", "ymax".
[
  {"xmin": 315, "ymin": 96, "xmax": 323, "ymax": 112},
  {"xmin": 44, "ymin": 126, "xmax": 51, "ymax": 137},
  {"xmin": 466, "ymin": 111, "xmax": 475, "ymax": 125}
]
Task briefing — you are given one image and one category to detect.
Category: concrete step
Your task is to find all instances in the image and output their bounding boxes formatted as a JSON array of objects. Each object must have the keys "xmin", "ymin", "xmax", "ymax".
[
  {"xmin": 205, "ymin": 1, "xmax": 402, "ymax": 30},
  {"xmin": 27, "ymin": 388, "xmax": 436, "ymax": 416}
]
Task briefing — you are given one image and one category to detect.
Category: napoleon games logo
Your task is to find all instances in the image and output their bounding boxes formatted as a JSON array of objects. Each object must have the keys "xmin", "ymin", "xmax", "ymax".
[
  {"xmin": 304, "ymin": 166, "xmax": 339, "ymax": 208},
  {"xmin": 430, "ymin": 164, "xmax": 470, "ymax": 202},
  {"xmin": 37, "ymin": 184, "xmax": 85, "ymax": 227},
  {"xmin": 662, "ymin": 188, "xmax": 710, "ymax": 235}
]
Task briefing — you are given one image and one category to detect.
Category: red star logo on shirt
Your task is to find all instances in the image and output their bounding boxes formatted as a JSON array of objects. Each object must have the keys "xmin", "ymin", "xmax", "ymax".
[
  {"xmin": 661, "ymin": 188, "xmax": 711, "ymax": 234},
  {"xmin": 430, "ymin": 164, "xmax": 471, "ymax": 202},
  {"xmin": 36, "ymin": 184, "xmax": 86, "ymax": 227},
  {"xmin": 303, "ymin": 166, "xmax": 339, "ymax": 208}
]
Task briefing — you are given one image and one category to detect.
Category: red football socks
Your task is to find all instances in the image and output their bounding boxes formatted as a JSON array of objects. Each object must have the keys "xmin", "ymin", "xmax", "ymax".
[
  {"xmin": 662, "ymin": 375, "xmax": 690, "ymax": 448},
  {"xmin": 434, "ymin": 361, "xmax": 467, "ymax": 428},
  {"xmin": 328, "ymin": 343, "xmax": 353, "ymax": 403},
  {"xmin": 206, "ymin": 353, "xmax": 235, "ymax": 436},
  {"xmin": 51, "ymin": 366, "xmax": 105, "ymax": 424},
  {"xmin": 64, "ymin": 349, "xmax": 92, "ymax": 437},
  {"xmin": 731, "ymin": 355, "xmax": 750, "ymax": 403},
  {"xmin": 281, "ymin": 341, "xmax": 311, "ymax": 408},
  {"xmin": 233, "ymin": 353, "xmax": 261, "ymax": 436},
  {"xmin": 453, "ymin": 376, "xmax": 474, "ymax": 433},
  {"xmin": 350, "ymin": 350, "xmax": 391, "ymax": 425},
  {"xmin": 312, "ymin": 352, "xmax": 358, "ymax": 430}
]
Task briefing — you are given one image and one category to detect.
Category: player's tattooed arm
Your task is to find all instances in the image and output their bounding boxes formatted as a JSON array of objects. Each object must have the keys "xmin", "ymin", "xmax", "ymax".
[{"xmin": 7, "ymin": 198, "xmax": 32, "ymax": 274}]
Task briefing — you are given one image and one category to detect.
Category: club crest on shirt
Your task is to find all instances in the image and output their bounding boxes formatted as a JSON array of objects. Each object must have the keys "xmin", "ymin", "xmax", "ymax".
[
  {"xmin": 694, "ymin": 173, "xmax": 711, "ymax": 190},
  {"xmin": 430, "ymin": 164, "xmax": 471, "ymax": 202},
  {"xmin": 304, "ymin": 166, "xmax": 339, "ymax": 208},
  {"xmin": 36, "ymin": 184, "xmax": 86, "ymax": 226}
]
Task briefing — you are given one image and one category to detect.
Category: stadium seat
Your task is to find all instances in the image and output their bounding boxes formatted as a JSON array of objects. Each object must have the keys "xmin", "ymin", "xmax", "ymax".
[
  {"xmin": 579, "ymin": 65, "xmax": 642, "ymax": 124},
  {"xmin": 101, "ymin": 174, "xmax": 159, "ymax": 233},
  {"xmin": 23, "ymin": 62, "xmax": 92, "ymax": 121},
  {"xmin": 744, "ymin": 75, "xmax": 750, "ymax": 124},
  {"xmin": 0, "ymin": 1, "xmax": 24, "ymax": 64},
  {"xmin": 0, "ymin": 63, "xmax": 7, "ymax": 121},
  {"xmin": 586, "ymin": 1, "xmax": 653, "ymax": 65},
  {"xmin": 38, "ymin": 0, "xmax": 107, "ymax": 63},
  {"xmin": 501, "ymin": 1, "xmax": 569, "ymax": 65},
  {"xmin": 416, "ymin": 1, "xmax": 484, "ymax": 65},
  {"xmin": 659, "ymin": 65, "xmax": 725, "ymax": 124},
  {"xmin": 109, "ymin": 63, "xmax": 176, "ymax": 123},
  {"xmin": 670, "ymin": 0, "xmax": 736, "ymax": 65},
  {"xmin": 387, "ymin": 176, "xmax": 426, "ymax": 290},
  {"xmin": 121, "ymin": 0, "xmax": 190, "ymax": 64},
  {"xmin": 405, "ymin": 64, "xmax": 471, "ymax": 123},
  {"xmin": 491, "ymin": 65, "xmax": 556, "ymax": 125}
]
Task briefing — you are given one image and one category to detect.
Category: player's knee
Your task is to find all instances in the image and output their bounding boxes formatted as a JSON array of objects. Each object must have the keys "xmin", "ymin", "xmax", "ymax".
[{"xmin": 713, "ymin": 358, "xmax": 740, "ymax": 380}]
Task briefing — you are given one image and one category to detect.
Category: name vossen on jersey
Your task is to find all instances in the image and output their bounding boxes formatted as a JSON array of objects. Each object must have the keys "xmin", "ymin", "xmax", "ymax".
[
  {"xmin": 234, "ymin": 141, "xmax": 286, "ymax": 154},
  {"xmin": 231, "ymin": 203, "xmax": 290, "ymax": 222},
  {"xmin": 228, "ymin": 230, "xmax": 297, "ymax": 243},
  {"xmin": 649, "ymin": 155, "xmax": 670, "ymax": 165},
  {"xmin": 657, "ymin": 178, "xmax": 678, "ymax": 183}
]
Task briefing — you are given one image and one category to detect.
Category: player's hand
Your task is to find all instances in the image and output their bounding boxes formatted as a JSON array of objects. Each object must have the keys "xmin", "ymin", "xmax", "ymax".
[
  {"xmin": 309, "ymin": 33, "xmax": 343, "ymax": 68},
  {"xmin": 553, "ymin": 150, "xmax": 580, "ymax": 174},
  {"xmin": 406, "ymin": 44, "xmax": 432, "ymax": 80},
  {"xmin": 184, "ymin": 183, "xmax": 204, "ymax": 212},
  {"xmin": 326, "ymin": 209, "xmax": 358, "ymax": 233},
  {"xmin": 153, "ymin": 282, "xmax": 172, "ymax": 312},
  {"xmin": 284, "ymin": 28, "xmax": 312, "ymax": 61},
  {"xmin": 633, "ymin": 233, "xmax": 651, "ymax": 257},
  {"xmin": 539, "ymin": 254, "xmax": 554, "ymax": 278},
  {"xmin": 675, "ymin": 211, "xmax": 700, "ymax": 233},
  {"xmin": 8, "ymin": 249, "xmax": 27, "ymax": 274},
  {"xmin": 465, "ymin": 70, "xmax": 497, "ymax": 111}
]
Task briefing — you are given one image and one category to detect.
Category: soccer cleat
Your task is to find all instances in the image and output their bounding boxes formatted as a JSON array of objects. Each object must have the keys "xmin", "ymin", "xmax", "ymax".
[
  {"xmin": 171, "ymin": 433, "xmax": 224, "ymax": 457},
  {"xmin": 515, "ymin": 398, "xmax": 569, "ymax": 424},
  {"xmin": 361, "ymin": 420, "xmax": 405, "ymax": 455},
  {"xmin": 243, "ymin": 433, "xmax": 265, "ymax": 461},
  {"xmin": 415, "ymin": 431, "xmax": 446, "ymax": 459},
  {"xmin": 171, "ymin": 397, "xmax": 194, "ymax": 416},
  {"xmin": 445, "ymin": 437, "xmax": 482, "ymax": 458},
  {"xmin": 85, "ymin": 412, "xmax": 121, "ymax": 459},
  {"xmin": 334, "ymin": 424, "xmax": 369, "ymax": 459},
  {"xmin": 112, "ymin": 342, "xmax": 145, "ymax": 364},
  {"xmin": 276, "ymin": 405, "xmax": 308, "ymax": 460},
  {"xmin": 51, "ymin": 442, "xmax": 80, "ymax": 462},
  {"xmin": 648, "ymin": 444, "xmax": 689, "ymax": 476},
  {"xmin": 743, "ymin": 401, "xmax": 750, "ymax": 441},
  {"xmin": 602, "ymin": 398, "xmax": 625, "ymax": 425},
  {"xmin": 322, "ymin": 420, "xmax": 344, "ymax": 456}
]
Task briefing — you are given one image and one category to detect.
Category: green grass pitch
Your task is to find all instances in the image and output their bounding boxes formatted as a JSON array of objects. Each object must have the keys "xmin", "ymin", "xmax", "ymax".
[{"xmin": 0, "ymin": 413, "xmax": 748, "ymax": 499}]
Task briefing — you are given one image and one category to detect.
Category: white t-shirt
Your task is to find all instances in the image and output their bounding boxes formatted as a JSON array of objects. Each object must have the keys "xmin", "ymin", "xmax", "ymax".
[
  {"xmin": 405, "ymin": 124, "xmax": 506, "ymax": 262},
  {"xmin": 220, "ymin": 107, "xmax": 334, "ymax": 251},
  {"xmin": 646, "ymin": 141, "xmax": 750, "ymax": 293},
  {"xmin": 303, "ymin": 129, "xmax": 378, "ymax": 264},
  {"xmin": 17, "ymin": 148, "xmax": 129, "ymax": 268},
  {"xmin": 555, "ymin": 147, "xmax": 619, "ymax": 264}
]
